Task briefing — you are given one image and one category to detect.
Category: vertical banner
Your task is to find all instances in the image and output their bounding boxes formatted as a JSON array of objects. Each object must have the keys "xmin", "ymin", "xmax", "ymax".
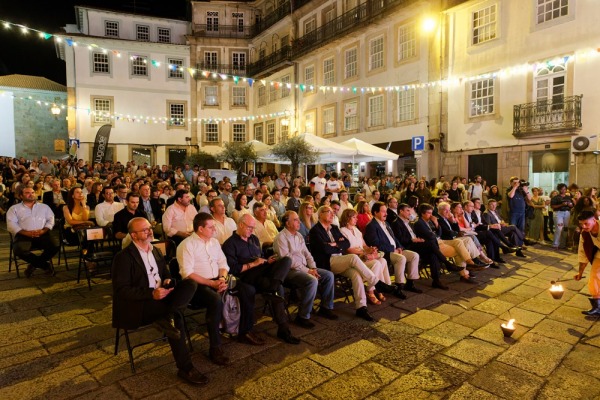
[{"xmin": 92, "ymin": 124, "xmax": 112, "ymax": 164}]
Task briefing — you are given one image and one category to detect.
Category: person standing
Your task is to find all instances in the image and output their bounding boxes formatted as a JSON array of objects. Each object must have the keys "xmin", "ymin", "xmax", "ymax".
[
  {"xmin": 550, "ymin": 183, "xmax": 574, "ymax": 249},
  {"xmin": 575, "ymin": 211, "xmax": 600, "ymax": 315},
  {"xmin": 506, "ymin": 176, "xmax": 532, "ymax": 238}
]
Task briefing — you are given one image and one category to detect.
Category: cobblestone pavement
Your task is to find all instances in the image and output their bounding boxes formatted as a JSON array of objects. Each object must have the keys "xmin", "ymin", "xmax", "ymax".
[{"xmin": 1, "ymin": 222, "xmax": 599, "ymax": 400}]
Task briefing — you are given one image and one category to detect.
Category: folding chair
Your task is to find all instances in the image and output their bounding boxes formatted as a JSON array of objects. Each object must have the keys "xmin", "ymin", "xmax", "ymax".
[
  {"xmin": 9, "ymin": 233, "xmax": 55, "ymax": 278},
  {"xmin": 77, "ymin": 226, "xmax": 115, "ymax": 290}
]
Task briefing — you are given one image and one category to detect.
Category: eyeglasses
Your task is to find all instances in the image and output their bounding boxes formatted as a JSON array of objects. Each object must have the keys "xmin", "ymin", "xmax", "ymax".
[{"xmin": 133, "ymin": 227, "xmax": 152, "ymax": 234}]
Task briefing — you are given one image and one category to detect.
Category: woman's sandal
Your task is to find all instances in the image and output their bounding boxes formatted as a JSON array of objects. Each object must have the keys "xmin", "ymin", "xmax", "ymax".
[{"xmin": 367, "ymin": 291, "xmax": 381, "ymax": 305}]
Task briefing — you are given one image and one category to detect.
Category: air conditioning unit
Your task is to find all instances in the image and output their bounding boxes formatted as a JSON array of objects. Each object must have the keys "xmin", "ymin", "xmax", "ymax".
[{"xmin": 572, "ymin": 135, "xmax": 599, "ymax": 154}]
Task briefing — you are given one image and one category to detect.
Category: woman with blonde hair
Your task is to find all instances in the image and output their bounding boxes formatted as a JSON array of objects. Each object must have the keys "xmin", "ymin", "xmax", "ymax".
[
  {"xmin": 298, "ymin": 201, "xmax": 317, "ymax": 240},
  {"xmin": 340, "ymin": 209, "xmax": 391, "ymax": 304}
]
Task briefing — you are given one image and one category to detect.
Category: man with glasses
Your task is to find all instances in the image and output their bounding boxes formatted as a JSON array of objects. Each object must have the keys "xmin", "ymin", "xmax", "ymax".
[
  {"xmin": 114, "ymin": 184, "xmax": 129, "ymax": 205},
  {"xmin": 112, "ymin": 217, "xmax": 206, "ymax": 385},
  {"xmin": 95, "ymin": 186, "xmax": 125, "ymax": 227},
  {"xmin": 199, "ymin": 190, "xmax": 218, "ymax": 214},
  {"xmin": 7, "ymin": 187, "xmax": 59, "ymax": 277},
  {"xmin": 222, "ymin": 214, "xmax": 300, "ymax": 344}
]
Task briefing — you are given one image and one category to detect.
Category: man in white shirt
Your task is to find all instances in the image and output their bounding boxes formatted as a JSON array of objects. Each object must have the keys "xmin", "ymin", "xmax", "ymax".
[
  {"xmin": 162, "ymin": 189, "xmax": 198, "ymax": 246},
  {"xmin": 326, "ymin": 172, "xmax": 342, "ymax": 201},
  {"xmin": 275, "ymin": 172, "xmax": 289, "ymax": 191},
  {"xmin": 368, "ymin": 191, "xmax": 381, "ymax": 211},
  {"xmin": 467, "ymin": 175, "xmax": 484, "ymax": 200},
  {"xmin": 247, "ymin": 190, "xmax": 264, "ymax": 215},
  {"xmin": 253, "ymin": 202, "xmax": 278, "ymax": 249},
  {"xmin": 271, "ymin": 189, "xmax": 286, "ymax": 221},
  {"xmin": 178, "ymin": 213, "xmax": 260, "ymax": 365},
  {"xmin": 95, "ymin": 187, "xmax": 125, "ymax": 227},
  {"xmin": 274, "ymin": 211, "xmax": 337, "ymax": 328},
  {"xmin": 310, "ymin": 170, "xmax": 327, "ymax": 198},
  {"xmin": 209, "ymin": 198, "xmax": 236, "ymax": 244}
]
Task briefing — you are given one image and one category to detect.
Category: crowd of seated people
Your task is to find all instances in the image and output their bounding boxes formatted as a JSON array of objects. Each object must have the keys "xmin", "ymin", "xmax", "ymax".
[{"xmin": 5, "ymin": 155, "xmax": 599, "ymax": 385}]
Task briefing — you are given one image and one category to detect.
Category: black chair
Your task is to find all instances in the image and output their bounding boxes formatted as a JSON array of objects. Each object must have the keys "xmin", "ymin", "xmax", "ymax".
[
  {"xmin": 77, "ymin": 227, "xmax": 115, "ymax": 290},
  {"xmin": 334, "ymin": 274, "xmax": 354, "ymax": 304},
  {"xmin": 151, "ymin": 239, "xmax": 176, "ymax": 262},
  {"xmin": 9, "ymin": 233, "xmax": 55, "ymax": 278}
]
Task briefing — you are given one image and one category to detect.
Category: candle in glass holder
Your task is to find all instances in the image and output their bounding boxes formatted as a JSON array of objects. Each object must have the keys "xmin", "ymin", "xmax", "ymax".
[
  {"xmin": 549, "ymin": 283, "xmax": 565, "ymax": 300},
  {"xmin": 500, "ymin": 319, "xmax": 516, "ymax": 337}
]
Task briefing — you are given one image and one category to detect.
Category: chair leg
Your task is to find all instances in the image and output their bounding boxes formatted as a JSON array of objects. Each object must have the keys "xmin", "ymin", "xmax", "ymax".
[
  {"xmin": 114, "ymin": 328, "xmax": 120, "ymax": 355},
  {"xmin": 124, "ymin": 330, "xmax": 136, "ymax": 374},
  {"xmin": 180, "ymin": 313, "xmax": 194, "ymax": 353}
]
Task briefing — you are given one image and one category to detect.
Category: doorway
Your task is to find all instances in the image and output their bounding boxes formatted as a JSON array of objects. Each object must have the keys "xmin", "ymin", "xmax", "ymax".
[{"xmin": 468, "ymin": 153, "xmax": 498, "ymax": 186}]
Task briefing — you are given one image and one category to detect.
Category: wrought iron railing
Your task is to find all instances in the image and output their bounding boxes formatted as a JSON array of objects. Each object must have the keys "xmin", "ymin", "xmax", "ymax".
[
  {"xmin": 195, "ymin": 63, "xmax": 247, "ymax": 77},
  {"xmin": 255, "ymin": 1, "xmax": 292, "ymax": 34},
  {"xmin": 247, "ymin": 46, "xmax": 292, "ymax": 77},
  {"xmin": 513, "ymin": 95, "xmax": 582, "ymax": 136},
  {"xmin": 192, "ymin": 24, "xmax": 254, "ymax": 39}
]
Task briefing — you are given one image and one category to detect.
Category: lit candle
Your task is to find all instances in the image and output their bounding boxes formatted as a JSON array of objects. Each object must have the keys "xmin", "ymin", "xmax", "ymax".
[
  {"xmin": 549, "ymin": 283, "xmax": 565, "ymax": 300},
  {"xmin": 500, "ymin": 319, "xmax": 516, "ymax": 337}
]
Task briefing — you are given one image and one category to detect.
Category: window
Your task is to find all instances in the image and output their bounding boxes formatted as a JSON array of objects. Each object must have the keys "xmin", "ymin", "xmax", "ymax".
[
  {"xmin": 157, "ymin": 27, "xmax": 171, "ymax": 43},
  {"xmin": 254, "ymin": 124, "xmax": 264, "ymax": 142},
  {"xmin": 281, "ymin": 75, "xmax": 291, "ymax": 98},
  {"xmin": 305, "ymin": 18, "xmax": 316, "ymax": 35},
  {"xmin": 168, "ymin": 58, "xmax": 184, "ymax": 79},
  {"xmin": 472, "ymin": 5, "xmax": 497, "ymax": 45},
  {"xmin": 369, "ymin": 95, "xmax": 384, "ymax": 127},
  {"xmin": 205, "ymin": 86, "xmax": 218, "ymax": 106},
  {"xmin": 233, "ymin": 124, "xmax": 246, "ymax": 142},
  {"xmin": 345, "ymin": 48, "xmax": 357, "ymax": 79},
  {"xmin": 232, "ymin": 87, "xmax": 246, "ymax": 106},
  {"xmin": 470, "ymin": 78, "xmax": 495, "ymax": 116},
  {"xmin": 344, "ymin": 101, "xmax": 358, "ymax": 131},
  {"xmin": 305, "ymin": 65, "xmax": 315, "ymax": 92},
  {"xmin": 136, "ymin": 25, "xmax": 150, "ymax": 41},
  {"xmin": 92, "ymin": 52, "xmax": 110, "ymax": 74},
  {"xmin": 168, "ymin": 102, "xmax": 186, "ymax": 127},
  {"xmin": 398, "ymin": 88, "xmax": 415, "ymax": 122},
  {"xmin": 323, "ymin": 107, "xmax": 335, "ymax": 135},
  {"xmin": 259, "ymin": 48, "xmax": 266, "ymax": 59},
  {"xmin": 92, "ymin": 97, "xmax": 112, "ymax": 125},
  {"xmin": 232, "ymin": 52, "xmax": 246, "ymax": 73},
  {"xmin": 323, "ymin": 58, "xmax": 335, "ymax": 85},
  {"xmin": 207, "ymin": 11, "xmax": 219, "ymax": 32},
  {"xmin": 269, "ymin": 83, "xmax": 278, "ymax": 103},
  {"xmin": 258, "ymin": 86, "xmax": 266, "ymax": 106},
  {"xmin": 537, "ymin": 0, "xmax": 568, "ymax": 24},
  {"xmin": 281, "ymin": 35, "xmax": 290, "ymax": 48},
  {"xmin": 204, "ymin": 123, "xmax": 219, "ymax": 142},
  {"xmin": 131, "ymin": 56, "xmax": 148, "ymax": 76},
  {"xmin": 105, "ymin": 21, "xmax": 119, "ymax": 37},
  {"xmin": 369, "ymin": 36, "xmax": 384, "ymax": 71},
  {"xmin": 266, "ymin": 121, "xmax": 276, "ymax": 144},
  {"xmin": 305, "ymin": 111, "xmax": 315, "ymax": 134},
  {"xmin": 232, "ymin": 12, "xmax": 244, "ymax": 32},
  {"xmin": 535, "ymin": 63, "xmax": 566, "ymax": 110},
  {"xmin": 280, "ymin": 121, "xmax": 289, "ymax": 142},
  {"xmin": 398, "ymin": 23, "xmax": 416, "ymax": 61},
  {"xmin": 204, "ymin": 51, "xmax": 218, "ymax": 68}
]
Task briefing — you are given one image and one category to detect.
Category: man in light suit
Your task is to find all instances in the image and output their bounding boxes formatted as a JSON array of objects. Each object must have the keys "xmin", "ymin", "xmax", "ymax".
[{"xmin": 111, "ymin": 217, "xmax": 206, "ymax": 385}]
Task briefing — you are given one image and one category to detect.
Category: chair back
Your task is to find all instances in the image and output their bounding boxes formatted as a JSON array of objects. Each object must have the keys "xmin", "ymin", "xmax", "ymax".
[
  {"xmin": 168, "ymin": 258, "xmax": 183, "ymax": 281},
  {"xmin": 151, "ymin": 239, "xmax": 176, "ymax": 261}
]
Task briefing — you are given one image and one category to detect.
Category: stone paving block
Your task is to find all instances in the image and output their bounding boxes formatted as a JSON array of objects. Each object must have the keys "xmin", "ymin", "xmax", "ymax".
[
  {"xmin": 537, "ymin": 366, "xmax": 600, "ymax": 400},
  {"xmin": 471, "ymin": 318, "xmax": 528, "ymax": 347},
  {"xmin": 433, "ymin": 353, "xmax": 478, "ymax": 374},
  {"xmin": 250, "ymin": 341, "xmax": 317, "ymax": 373},
  {"xmin": 480, "ymin": 277, "xmax": 524, "ymax": 294},
  {"xmin": 234, "ymin": 359, "xmax": 335, "ymax": 400},
  {"xmin": 0, "ymin": 339, "xmax": 49, "ymax": 370},
  {"xmin": 495, "ymin": 292, "xmax": 528, "ymax": 305},
  {"xmin": 449, "ymin": 292, "xmax": 490, "ymax": 309},
  {"xmin": 447, "ymin": 383, "xmax": 499, "ymax": 400},
  {"xmin": 371, "ymin": 336, "xmax": 444, "ymax": 373},
  {"xmin": 470, "ymin": 361, "xmax": 544, "ymax": 399},
  {"xmin": 509, "ymin": 283, "xmax": 546, "ymax": 299},
  {"xmin": 370, "ymin": 302, "xmax": 410, "ymax": 322},
  {"xmin": 496, "ymin": 332, "xmax": 572, "ymax": 377},
  {"xmin": 529, "ymin": 318, "xmax": 586, "ymax": 344},
  {"xmin": 0, "ymin": 364, "xmax": 98, "ymax": 400},
  {"xmin": 293, "ymin": 394, "xmax": 319, "ymax": 400},
  {"xmin": 369, "ymin": 388, "xmax": 445, "ymax": 400},
  {"xmin": 443, "ymin": 338, "xmax": 504, "ymax": 366},
  {"xmin": 498, "ymin": 307, "xmax": 545, "ymax": 328},
  {"xmin": 394, "ymin": 293, "xmax": 442, "ymax": 313},
  {"xmin": 118, "ymin": 363, "xmax": 181, "ymax": 397},
  {"xmin": 301, "ymin": 319, "xmax": 383, "ymax": 350},
  {"xmin": 310, "ymin": 361, "xmax": 398, "ymax": 400},
  {"xmin": 581, "ymin": 322, "xmax": 600, "ymax": 348},
  {"xmin": 0, "ymin": 314, "xmax": 92, "ymax": 347},
  {"xmin": 0, "ymin": 286, "xmax": 44, "ymax": 303},
  {"xmin": 562, "ymin": 344, "xmax": 600, "ymax": 380},
  {"xmin": 419, "ymin": 321, "xmax": 473, "ymax": 347},
  {"xmin": 450, "ymin": 310, "xmax": 496, "ymax": 329},
  {"xmin": 74, "ymin": 384, "xmax": 131, "ymax": 400},
  {"xmin": 473, "ymin": 298, "xmax": 514, "ymax": 316},
  {"xmin": 0, "ymin": 308, "xmax": 47, "ymax": 329},
  {"xmin": 309, "ymin": 338, "xmax": 383, "ymax": 374},
  {"xmin": 40, "ymin": 323, "xmax": 114, "ymax": 354},
  {"xmin": 548, "ymin": 305, "xmax": 596, "ymax": 328},
  {"xmin": 518, "ymin": 296, "xmax": 561, "ymax": 314},
  {"xmin": 401, "ymin": 309, "xmax": 449, "ymax": 330},
  {"xmin": 0, "ymin": 301, "xmax": 12, "ymax": 316},
  {"xmin": 39, "ymin": 299, "xmax": 108, "ymax": 321},
  {"xmin": 565, "ymin": 293, "xmax": 593, "ymax": 310},
  {"xmin": 367, "ymin": 320, "xmax": 423, "ymax": 349},
  {"xmin": 523, "ymin": 276, "xmax": 554, "ymax": 289},
  {"xmin": 429, "ymin": 302, "xmax": 466, "ymax": 317},
  {"xmin": 144, "ymin": 387, "xmax": 192, "ymax": 400}
]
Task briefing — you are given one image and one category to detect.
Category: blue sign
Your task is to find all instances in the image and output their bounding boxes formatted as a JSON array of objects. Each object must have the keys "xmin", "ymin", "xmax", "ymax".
[
  {"xmin": 412, "ymin": 136, "xmax": 425, "ymax": 151},
  {"xmin": 69, "ymin": 138, "xmax": 80, "ymax": 148}
]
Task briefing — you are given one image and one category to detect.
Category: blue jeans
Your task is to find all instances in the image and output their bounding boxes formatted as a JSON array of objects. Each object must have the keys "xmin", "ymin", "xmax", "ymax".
[
  {"xmin": 284, "ymin": 268, "xmax": 334, "ymax": 319},
  {"xmin": 553, "ymin": 210, "xmax": 570, "ymax": 247},
  {"xmin": 510, "ymin": 210, "xmax": 526, "ymax": 236}
]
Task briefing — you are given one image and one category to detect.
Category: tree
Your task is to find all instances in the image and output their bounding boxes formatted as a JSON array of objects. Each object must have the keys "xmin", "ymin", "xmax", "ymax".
[
  {"xmin": 271, "ymin": 136, "xmax": 318, "ymax": 179},
  {"xmin": 216, "ymin": 142, "xmax": 258, "ymax": 184},
  {"xmin": 183, "ymin": 150, "xmax": 219, "ymax": 170}
]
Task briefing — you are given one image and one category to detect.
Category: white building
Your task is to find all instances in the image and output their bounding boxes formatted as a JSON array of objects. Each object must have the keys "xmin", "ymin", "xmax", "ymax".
[
  {"xmin": 444, "ymin": 0, "xmax": 600, "ymax": 190},
  {"xmin": 56, "ymin": 6, "xmax": 192, "ymax": 166}
]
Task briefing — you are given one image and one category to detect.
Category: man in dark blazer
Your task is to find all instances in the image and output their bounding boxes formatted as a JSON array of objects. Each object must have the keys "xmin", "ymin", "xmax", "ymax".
[
  {"xmin": 482, "ymin": 199, "xmax": 526, "ymax": 257},
  {"xmin": 364, "ymin": 201, "xmax": 419, "ymax": 297},
  {"xmin": 42, "ymin": 178, "xmax": 67, "ymax": 219},
  {"xmin": 112, "ymin": 217, "xmax": 206, "ymax": 385},
  {"xmin": 463, "ymin": 200, "xmax": 504, "ymax": 263}
]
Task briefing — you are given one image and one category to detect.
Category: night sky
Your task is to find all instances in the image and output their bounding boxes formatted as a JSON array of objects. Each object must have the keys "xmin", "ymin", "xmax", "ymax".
[{"xmin": 0, "ymin": 0, "xmax": 189, "ymax": 85}]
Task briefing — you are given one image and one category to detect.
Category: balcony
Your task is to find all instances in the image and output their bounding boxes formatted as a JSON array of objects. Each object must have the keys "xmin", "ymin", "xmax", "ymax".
[
  {"xmin": 513, "ymin": 95, "xmax": 582, "ymax": 137},
  {"xmin": 195, "ymin": 63, "xmax": 247, "ymax": 78},
  {"xmin": 255, "ymin": 1, "xmax": 292, "ymax": 34},
  {"xmin": 247, "ymin": 46, "xmax": 292, "ymax": 77},
  {"xmin": 192, "ymin": 24, "xmax": 254, "ymax": 39}
]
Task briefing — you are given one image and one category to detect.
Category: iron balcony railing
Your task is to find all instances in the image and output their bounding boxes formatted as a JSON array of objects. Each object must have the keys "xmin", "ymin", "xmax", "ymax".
[
  {"xmin": 247, "ymin": 46, "xmax": 292, "ymax": 77},
  {"xmin": 255, "ymin": 1, "xmax": 292, "ymax": 33},
  {"xmin": 192, "ymin": 24, "xmax": 254, "ymax": 39},
  {"xmin": 195, "ymin": 63, "xmax": 247, "ymax": 77},
  {"xmin": 513, "ymin": 95, "xmax": 582, "ymax": 136}
]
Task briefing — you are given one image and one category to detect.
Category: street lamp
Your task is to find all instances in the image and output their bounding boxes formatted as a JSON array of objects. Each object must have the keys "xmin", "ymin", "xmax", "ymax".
[{"xmin": 50, "ymin": 104, "xmax": 61, "ymax": 119}]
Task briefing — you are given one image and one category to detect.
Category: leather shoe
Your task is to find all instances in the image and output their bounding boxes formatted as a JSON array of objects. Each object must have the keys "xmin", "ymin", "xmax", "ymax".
[
  {"xmin": 238, "ymin": 331, "xmax": 265, "ymax": 346},
  {"xmin": 495, "ymin": 258, "xmax": 506, "ymax": 264},
  {"xmin": 24, "ymin": 264, "xmax": 35, "ymax": 278},
  {"xmin": 489, "ymin": 263, "xmax": 500, "ymax": 269},
  {"xmin": 209, "ymin": 347, "xmax": 230, "ymax": 366},
  {"xmin": 355, "ymin": 306, "xmax": 375, "ymax": 321},
  {"xmin": 444, "ymin": 261, "xmax": 464, "ymax": 272},
  {"xmin": 432, "ymin": 280, "xmax": 449, "ymax": 290},
  {"xmin": 466, "ymin": 263, "xmax": 486, "ymax": 271},
  {"xmin": 262, "ymin": 291, "xmax": 285, "ymax": 303},
  {"xmin": 375, "ymin": 281, "xmax": 395, "ymax": 294},
  {"xmin": 152, "ymin": 318, "xmax": 180, "ymax": 340},
  {"xmin": 515, "ymin": 250, "xmax": 526, "ymax": 258},
  {"xmin": 404, "ymin": 281, "xmax": 423, "ymax": 294},
  {"xmin": 294, "ymin": 316, "xmax": 315, "ymax": 329},
  {"xmin": 392, "ymin": 287, "xmax": 407, "ymax": 299},
  {"xmin": 501, "ymin": 246, "xmax": 518, "ymax": 254},
  {"xmin": 317, "ymin": 307, "xmax": 339, "ymax": 320},
  {"xmin": 460, "ymin": 276, "xmax": 478, "ymax": 284},
  {"xmin": 177, "ymin": 368, "xmax": 209, "ymax": 385},
  {"xmin": 277, "ymin": 329, "xmax": 301, "ymax": 344},
  {"xmin": 473, "ymin": 258, "xmax": 490, "ymax": 267}
]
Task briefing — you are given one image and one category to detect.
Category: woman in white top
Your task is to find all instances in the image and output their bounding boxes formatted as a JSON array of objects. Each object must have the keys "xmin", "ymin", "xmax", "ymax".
[
  {"xmin": 338, "ymin": 190, "xmax": 353, "ymax": 218},
  {"xmin": 339, "ymin": 209, "xmax": 392, "ymax": 305},
  {"xmin": 232, "ymin": 194, "xmax": 251, "ymax": 223},
  {"xmin": 362, "ymin": 178, "xmax": 376, "ymax": 202}
]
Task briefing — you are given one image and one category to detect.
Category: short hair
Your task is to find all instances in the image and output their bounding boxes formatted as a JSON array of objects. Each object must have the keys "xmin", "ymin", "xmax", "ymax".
[
  {"xmin": 102, "ymin": 186, "xmax": 114, "ymax": 195},
  {"xmin": 371, "ymin": 201, "xmax": 385, "ymax": 214},
  {"xmin": 398, "ymin": 203, "xmax": 410, "ymax": 211},
  {"xmin": 557, "ymin": 183, "xmax": 567, "ymax": 191},
  {"xmin": 471, "ymin": 197, "xmax": 481, "ymax": 203},
  {"xmin": 126, "ymin": 192, "xmax": 140, "ymax": 201},
  {"xmin": 193, "ymin": 212, "xmax": 214, "ymax": 231},
  {"xmin": 115, "ymin": 184, "xmax": 127, "ymax": 191},
  {"xmin": 330, "ymin": 200, "xmax": 341, "ymax": 208},
  {"xmin": 578, "ymin": 210, "xmax": 596, "ymax": 221},
  {"xmin": 282, "ymin": 210, "xmax": 295, "ymax": 226},
  {"xmin": 252, "ymin": 201, "xmax": 265, "ymax": 212},
  {"xmin": 254, "ymin": 189, "xmax": 262, "ymax": 196},
  {"xmin": 437, "ymin": 201, "xmax": 450, "ymax": 212},
  {"xmin": 450, "ymin": 202, "xmax": 462, "ymax": 212},
  {"xmin": 487, "ymin": 198, "xmax": 497, "ymax": 204},
  {"xmin": 418, "ymin": 203, "xmax": 434, "ymax": 216},
  {"xmin": 339, "ymin": 208, "xmax": 357, "ymax": 228},
  {"xmin": 209, "ymin": 197, "xmax": 224, "ymax": 209},
  {"xmin": 175, "ymin": 189, "xmax": 189, "ymax": 201}
]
